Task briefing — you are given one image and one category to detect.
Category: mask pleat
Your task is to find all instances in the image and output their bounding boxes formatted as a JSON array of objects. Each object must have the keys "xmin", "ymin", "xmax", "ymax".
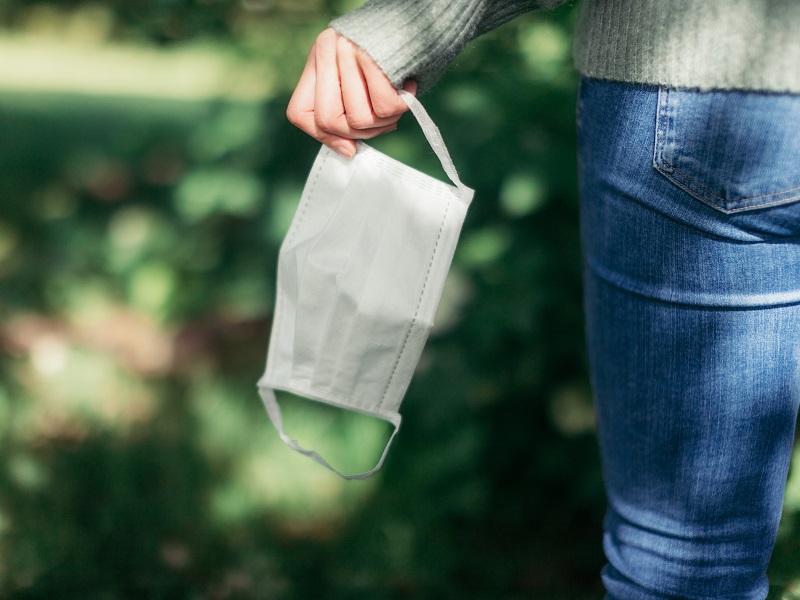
[
  {"xmin": 271, "ymin": 150, "xmax": 360, "ymax": 384},
  {"xmin": 303, "ymin": 169, "xmax": 394, "ymax": 394},
  {"xmin": 288, "ymin": 165, "xmax": 380, "ymax": 386},
  {"xmin": 325, "ymin": 175, "xmax": 449, "ymax": 409}
]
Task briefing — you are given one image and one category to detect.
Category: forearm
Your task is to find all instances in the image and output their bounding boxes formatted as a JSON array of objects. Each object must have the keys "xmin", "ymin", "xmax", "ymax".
[{"xmin": 331, "ymin": 0, "xmax": 564, "ymax": 93}]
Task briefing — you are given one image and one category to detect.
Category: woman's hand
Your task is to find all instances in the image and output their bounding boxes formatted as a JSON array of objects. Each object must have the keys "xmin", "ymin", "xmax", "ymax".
[{"xmin": 286, "ymin": 28, "xmax": 417, "ymax": 159}]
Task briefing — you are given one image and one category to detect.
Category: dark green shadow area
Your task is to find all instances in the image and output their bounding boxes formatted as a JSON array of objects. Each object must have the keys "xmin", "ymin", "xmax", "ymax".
[{"xmin": 0, "ymin": 2, "xmax": 798, "ymax": 599}]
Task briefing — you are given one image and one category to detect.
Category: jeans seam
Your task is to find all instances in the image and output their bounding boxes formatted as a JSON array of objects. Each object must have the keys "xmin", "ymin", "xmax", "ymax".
[
  {"xmin": 653, "ymin": 88, "xmax": 800, "ymax": 213},
  {"xmin": 661, "ymin": 159, "xmax": 800, "ymax": 210},
  {"xmin": 665, "ymin": 164, "xmax": 800, "ymax": 203},
  {"xmin": 658, "ymin": 163, "xmax": 800, "ymax": 213}
]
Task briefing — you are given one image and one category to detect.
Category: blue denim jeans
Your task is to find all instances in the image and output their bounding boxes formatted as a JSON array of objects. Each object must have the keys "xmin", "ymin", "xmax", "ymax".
[{"xmin": 578, "ymin": 78, "xmax": 800, "ymax": 599}]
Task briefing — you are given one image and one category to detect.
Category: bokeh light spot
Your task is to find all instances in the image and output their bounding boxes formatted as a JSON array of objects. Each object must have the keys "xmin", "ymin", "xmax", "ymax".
[{"xmin": 500, "ymin": 171, "xmax": 547, "ymax": 217}]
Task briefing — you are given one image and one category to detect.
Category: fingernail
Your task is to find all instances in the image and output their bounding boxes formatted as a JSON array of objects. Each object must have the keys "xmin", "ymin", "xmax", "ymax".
[{"xmin": 334, "ymin": 143, "xmax": 355, "ymax": 159}]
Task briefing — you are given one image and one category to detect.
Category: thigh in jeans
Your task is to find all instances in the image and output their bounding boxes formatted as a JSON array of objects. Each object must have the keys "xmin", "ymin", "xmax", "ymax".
[{"xmin": 578, "ymin": 78, "xmax": 800, "ymax": 600}]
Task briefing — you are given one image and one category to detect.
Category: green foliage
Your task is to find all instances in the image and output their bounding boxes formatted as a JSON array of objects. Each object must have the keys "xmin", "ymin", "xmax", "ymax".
[{"xmin": 0, "ymin": 2, "xmax": 798, "ymax": 600}]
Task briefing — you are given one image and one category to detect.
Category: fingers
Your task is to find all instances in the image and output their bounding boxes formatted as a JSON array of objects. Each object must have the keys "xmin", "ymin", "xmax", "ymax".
[
  {"xmin": 287, "ymin": 28, "xmax": 415, "ymax": 159},
  {"xmin": 337, "ymin": 36, "xmax": 400, "ymax": 130},
  {"xmin": 313, "ymin": 29, "xmax": 349, "ymax": 137},
  {"xmin": 286, "ymin": 40, "xmax": 357, "ymax": 158},
  {"xmin": 359, "ymin": 51, "xmax": 413, "ymax": 118}
]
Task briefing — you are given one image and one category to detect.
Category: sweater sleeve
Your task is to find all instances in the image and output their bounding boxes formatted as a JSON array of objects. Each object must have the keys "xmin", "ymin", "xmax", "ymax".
[{"xmin": 330, "ymin": 0, "xmax": 566, "ymax": 93}]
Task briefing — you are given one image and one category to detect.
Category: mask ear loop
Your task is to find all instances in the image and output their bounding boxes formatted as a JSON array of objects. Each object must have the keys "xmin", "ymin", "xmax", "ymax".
[
  {"xmin": 398, "ymin": 89, "xmax": 474, "ymax": 204},
  {"xmin": 259, "ymin": 92, "xmax": 468, "ymax": 480},
  {"xmin": 259, "ymin": 387, "xmax": 402, "ymax": 480}
]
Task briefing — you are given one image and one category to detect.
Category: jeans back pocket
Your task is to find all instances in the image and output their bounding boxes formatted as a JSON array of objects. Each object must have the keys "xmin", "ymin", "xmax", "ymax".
[{"xmin": 654, "ymin": 87, "xmax": 800, "ymax": 214}]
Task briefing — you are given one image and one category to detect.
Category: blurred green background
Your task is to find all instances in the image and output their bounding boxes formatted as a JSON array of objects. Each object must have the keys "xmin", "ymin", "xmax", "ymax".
[{"xmin": 0, "ymin": 1, "xmax": 799, "ymax": 598}]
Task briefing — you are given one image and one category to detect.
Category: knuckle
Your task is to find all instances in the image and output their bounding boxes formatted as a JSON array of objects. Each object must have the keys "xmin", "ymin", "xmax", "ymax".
[
  {"xmin": 336, "ymin": 35, "xmax": 352, "ymax": 52},
  {"xmin": 360, "ymin": 126, "xmax": 392, "ymax": 140},
  {"xmin": 317, "ymin": 28, "xmax": 335, "ymax": 44},
  {"xmin": 372, "ymin": 99, "xmax": 398, "ymax": 118},
  {"xmin": 315, "ymin": 113, "xmax": 339, "ymax": 134},
  {"xmin": 346, "ymin": 112, "xmax": 372, "ymax": 130},
  {"xmin": 286, "ymin": 105, "xmax": 299, "ymax": 126}
]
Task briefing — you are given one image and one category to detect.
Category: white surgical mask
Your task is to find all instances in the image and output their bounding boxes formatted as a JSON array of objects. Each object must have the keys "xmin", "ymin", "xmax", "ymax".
[{"xmin": 258, "ymin": 91, "xmax": 473, "ymax": 479}]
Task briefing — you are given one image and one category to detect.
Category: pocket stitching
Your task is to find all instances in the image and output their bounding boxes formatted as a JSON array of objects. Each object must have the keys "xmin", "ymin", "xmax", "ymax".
[
  {"xmin": 653, "ymin": 88, "xmax": 800, "ymax": 213},
  {"xmin": 663, "ymin": 161, "xmax": 800, "ymax": 211}
]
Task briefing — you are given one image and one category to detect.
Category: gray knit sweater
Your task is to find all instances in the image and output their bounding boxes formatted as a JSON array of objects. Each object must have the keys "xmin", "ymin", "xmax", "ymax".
[{"xmin": 331, "ymin": 0, "xmax": 800, "ymax": 94}]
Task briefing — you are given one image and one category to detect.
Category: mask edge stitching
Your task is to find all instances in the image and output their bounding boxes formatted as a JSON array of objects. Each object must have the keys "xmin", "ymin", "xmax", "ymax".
[
  {"xmin": 377, "ymin": 198, "xmax": 452, "ymax": 410},
  {"xmin": 267, "ymin": 151, "xmax": 329, "ymax": 378}
]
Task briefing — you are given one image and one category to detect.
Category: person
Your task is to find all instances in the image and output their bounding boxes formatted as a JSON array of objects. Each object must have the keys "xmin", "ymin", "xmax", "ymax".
[{"xmin": 285, "ymin": 1, "xmax": 800, "ymax": 598}]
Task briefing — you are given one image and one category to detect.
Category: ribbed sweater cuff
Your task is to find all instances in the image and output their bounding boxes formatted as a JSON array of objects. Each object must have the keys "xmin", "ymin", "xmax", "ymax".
[{"xmin": 331, "ymin": 0, "xmax": 556, "ymax": 93}]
